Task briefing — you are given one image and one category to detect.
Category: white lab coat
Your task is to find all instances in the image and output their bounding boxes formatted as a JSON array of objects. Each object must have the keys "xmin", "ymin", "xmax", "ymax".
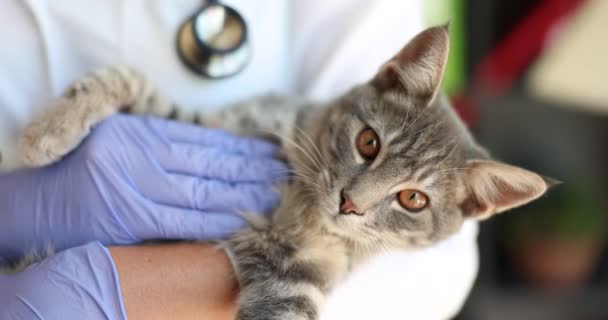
[{"xmin": 0, "ymin": 1, "xmax": 479, "ymax": 319}]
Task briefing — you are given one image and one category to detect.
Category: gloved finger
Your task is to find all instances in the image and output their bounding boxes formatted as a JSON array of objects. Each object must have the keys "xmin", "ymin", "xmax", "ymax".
[
  {"xmin": 148, "ymin": 117, "xmax": 279, "ymax": 156},
  {"xmin": 140, "ymin": 173, "xmax": 281, "ymax": 214},
  {"xmin": 160, "ymin": 143, "xmax": 289, "ymax": 183},
  {"xmin": 151, "ymin": 204, "xmax": 249, "ymax": 240}
]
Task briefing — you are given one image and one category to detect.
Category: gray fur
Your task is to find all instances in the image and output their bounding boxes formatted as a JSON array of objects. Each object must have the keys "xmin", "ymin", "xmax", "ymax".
[
  {"xmin": 0, "ymin": 246, "xmax": 54, "ymax": 274},
  {"xmin": 14, "ymin": 25, "xmax": 554, "ymax": 319}
]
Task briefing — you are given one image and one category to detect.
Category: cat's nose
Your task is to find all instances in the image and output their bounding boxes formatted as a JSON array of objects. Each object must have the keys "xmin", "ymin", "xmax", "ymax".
[{"xmin": 339, "ymin": 190, "xmax": 363, "ymax": 215}]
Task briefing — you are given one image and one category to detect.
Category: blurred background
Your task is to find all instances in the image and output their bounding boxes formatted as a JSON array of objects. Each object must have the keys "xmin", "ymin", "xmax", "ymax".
[{"xmin": 423, "ymin": 0, "xmax": 608, "ymax": 319}]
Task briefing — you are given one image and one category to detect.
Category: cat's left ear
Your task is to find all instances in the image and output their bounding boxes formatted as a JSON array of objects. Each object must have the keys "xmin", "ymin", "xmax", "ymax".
[
  {"xmin": 461, "ymin": 160, "xmax": 559, "ymax": 220},
  {"xmin": 372, "ymin": 25, "xmax": 450, "ymax": 106}
]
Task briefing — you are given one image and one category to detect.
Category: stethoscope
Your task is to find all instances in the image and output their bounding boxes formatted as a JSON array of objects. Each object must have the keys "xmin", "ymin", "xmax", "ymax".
[{"xmin": 176, "ymin": 0, "xmax": 250, "ymax": 79}]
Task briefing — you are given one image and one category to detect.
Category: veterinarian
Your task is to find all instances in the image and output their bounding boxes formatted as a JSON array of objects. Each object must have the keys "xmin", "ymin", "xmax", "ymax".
[{"xmin": 0, "ymin": 1, "xmax": 479, "ymax": 319}]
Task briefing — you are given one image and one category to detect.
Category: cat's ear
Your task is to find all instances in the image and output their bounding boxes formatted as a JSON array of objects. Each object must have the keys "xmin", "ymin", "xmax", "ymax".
[
  {"xmin": 461, "ymin": 160, "xmax": 558, "ymax": 220},
  {"xmin": 372, "ymin": 25, "xmax": 450, "ymax": 105}
]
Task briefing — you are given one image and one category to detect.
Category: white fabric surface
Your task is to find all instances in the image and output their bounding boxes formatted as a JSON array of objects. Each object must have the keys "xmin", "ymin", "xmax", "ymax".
[{"xmin": 0, "ymin": 1, "xmax": 479, "ymax": 318}]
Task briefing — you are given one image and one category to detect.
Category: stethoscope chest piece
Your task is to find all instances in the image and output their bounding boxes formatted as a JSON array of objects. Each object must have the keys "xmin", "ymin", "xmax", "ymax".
[{"xmin": 177, "ymin": 2, "xmax": 250, "ymax": 79}]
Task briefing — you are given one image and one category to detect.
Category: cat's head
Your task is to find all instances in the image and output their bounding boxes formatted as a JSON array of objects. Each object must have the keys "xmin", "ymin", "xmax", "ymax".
[{"xmin": 294, "ymin": 25, "xmax": 556, "ymax": 251}]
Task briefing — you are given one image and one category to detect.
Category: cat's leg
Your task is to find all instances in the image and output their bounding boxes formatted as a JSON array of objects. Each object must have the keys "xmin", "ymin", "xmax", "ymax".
[
  {"xmin": 226, "ymin": 229, "xmax": 327, "ymax": 320},
  {"xmin": 237, "ymin": 281, "xmax": 324, "ymax": 320},
  {"xmin": 20, "ymin": 66, "xmax": 173, "ymax": 167}
]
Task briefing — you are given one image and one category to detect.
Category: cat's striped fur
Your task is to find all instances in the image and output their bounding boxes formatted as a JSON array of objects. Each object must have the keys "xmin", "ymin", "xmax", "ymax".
[
  {"xmin": 17, "ymin": 26, "xmax": 554, "ymax": 319},
  {"xmin": 20, "ymin": 65, "xmax": 308, "ymax": 167}
]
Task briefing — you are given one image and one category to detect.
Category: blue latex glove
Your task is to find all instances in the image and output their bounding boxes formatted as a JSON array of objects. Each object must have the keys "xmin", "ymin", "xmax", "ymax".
[
  {"xmin": 0, "ymin": 115, "xmax": 286, "ymax": 259},
  {"xmin": 1, "ymin": 242, "xmax": 126, "ymax": 319}
]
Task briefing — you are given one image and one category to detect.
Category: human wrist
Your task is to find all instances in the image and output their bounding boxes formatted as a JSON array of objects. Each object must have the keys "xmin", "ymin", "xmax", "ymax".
[{"xmin": 109, "ymin": 242, "xmax": 238, "ymax": 320}]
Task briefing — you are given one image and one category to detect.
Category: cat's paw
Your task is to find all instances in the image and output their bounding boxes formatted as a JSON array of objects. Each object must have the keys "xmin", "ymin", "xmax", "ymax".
[
  {"xmin": 237, "ymin": 314, "xmax": 310, "ymax": 320},
  {"xmin": 20, "ymin": 119, "xmax": 79, "ymax": 167},
  {"xmin": 19, "ymin": 103, "xmax": 93, "ymax": 167},
  {"xmin": 236, "ymin": 310, "xmax": 313, "ymax": 320}
]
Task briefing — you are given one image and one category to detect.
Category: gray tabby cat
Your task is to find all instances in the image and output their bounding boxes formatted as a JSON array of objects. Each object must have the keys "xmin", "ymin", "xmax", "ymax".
[{"xmin": 19, "ymin": 26, "xmax": 555, "ymax": 320}]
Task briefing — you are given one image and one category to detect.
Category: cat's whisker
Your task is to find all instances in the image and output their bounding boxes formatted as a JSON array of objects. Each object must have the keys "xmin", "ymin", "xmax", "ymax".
[
  {"xmin": 299, "ymin": 191, "xmax": 319, "ymax": 202},
  {"xmin": 397, "ymin": 114, "xmax": 444, "ymax": 146},
  {"xmin": 290, "ymin": 159, "xmax": 315, "ymax": 174},
  {"xmin": 258, "ymin": 128, "xmax": 318, "ymax": 164},
  {"xmin": 270, "ymin": 167, "xmax": 317, "ymax": 184},
  {"xmin": 291, "ymin": 173, "xmax": 322, "ymax": 189},
  {"xmin": 294, "ymin": 126, "xmax": 328, "ymax": 168},
  {"xmin": 432, "ymin": 167, "xmax": 469, "ymax": 178},
  {"xmin": 401, "ymin": 103, "xmax": 432, "ymax": 133},
  {"xmin": 291, "ymin": 156, "xmax": 319, "ymax": 177},
  {"xmin": 399, "ymin": 99, "xmax": 413, "ymax": 132},
  {"xmin": 294, "ymin": 135, "xmax": 325, "ymax": 172},
  {"xmin": 294, "ymin": 170, "xmax": 321, "ymax": 189},
  {"xmin": 278, "ymin": 147, "xmax": 320, "ymax": 179},
  {"xmin": 291, "ymin": 169, "xmax": 315, "ymax": 181},
  {"xmin": 295, "ymin": 141, "xmax": 325, "ymax": 171},
  {"xmin": 292, "ymin": 177, "xmax": 321, "ymax": 190},
  {"xmin": 433, "ymin": 138, "xmax": 463, "ymax": 169},
  {"xmin": 433, "ymin": 167, "xmax": 468, "ymax": 174},
  {"xmin": 412, "ymin": 120, "xmax": 443, "ymax": 137},
  {"xmin": 265, "ymin": 129, "xmax": 323, "ymax": 171}
]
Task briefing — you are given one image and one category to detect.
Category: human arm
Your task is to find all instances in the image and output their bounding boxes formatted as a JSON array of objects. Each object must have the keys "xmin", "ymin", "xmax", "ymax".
[{"xmin": 0, "ymin": 242, "xmax": 239, "ymax": 320}]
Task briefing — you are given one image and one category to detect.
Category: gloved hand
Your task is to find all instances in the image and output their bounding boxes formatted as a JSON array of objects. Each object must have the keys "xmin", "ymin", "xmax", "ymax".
[
  {"xmin": 1, "ymin": 242, "xmax": 126, "ymax": 319},
  {"xmin": 0, "ymin": 115, "xmax": 287, "ymax": 258}
]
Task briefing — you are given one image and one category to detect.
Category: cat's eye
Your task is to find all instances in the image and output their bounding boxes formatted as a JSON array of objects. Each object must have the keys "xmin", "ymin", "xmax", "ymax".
[
  {"xmin": 397, "ymin": 189, "xmax": 428, "ymax": 212},
  {"xmin": 356, "ymin": 127, "xmax": 381, "ymax": 160}
]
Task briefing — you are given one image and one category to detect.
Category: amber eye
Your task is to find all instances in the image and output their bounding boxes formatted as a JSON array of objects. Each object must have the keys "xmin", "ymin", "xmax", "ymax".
[
  {"xmin": 356, "ymin": 128, "xmax": 381, "ymax": 160},
  {"xmin": 397, "ymin": 189, "xmax": 429, "ymax": 212}
]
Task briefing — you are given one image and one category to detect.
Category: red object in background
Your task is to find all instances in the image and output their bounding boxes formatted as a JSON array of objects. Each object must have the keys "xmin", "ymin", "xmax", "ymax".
[
  {"xmin": 475, "ymin": 0, "xmax": 585, "ymax": 94},
  {"xmin": 453, "ymin": 0, "xmax": 586, "ymax": 127}
]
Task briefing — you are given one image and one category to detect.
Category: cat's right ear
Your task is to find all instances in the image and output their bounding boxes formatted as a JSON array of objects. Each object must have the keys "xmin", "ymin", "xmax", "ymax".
[{"xmin": 371, "ymin": 25, "xmax": 450, "ymax": 106}]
